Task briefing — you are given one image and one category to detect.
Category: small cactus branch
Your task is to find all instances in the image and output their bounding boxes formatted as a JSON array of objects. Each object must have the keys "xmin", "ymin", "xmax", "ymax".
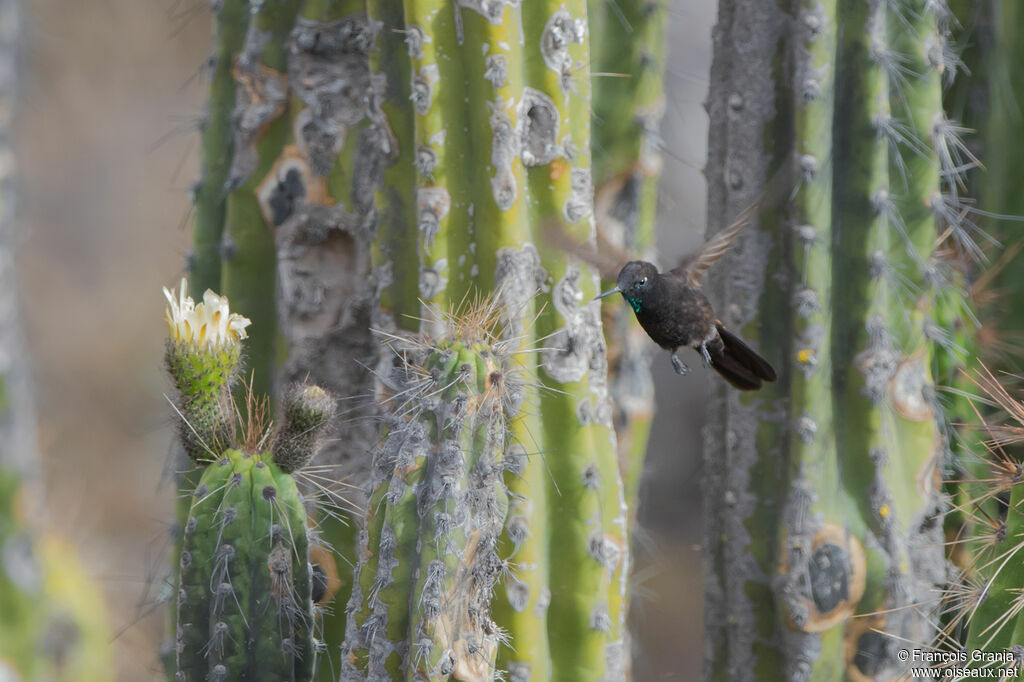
[
  {"xmin": 273, "ymin": 383, "xmax": 336, "ymax": 473},
  {"xmin": 344, "ymin": 339, "xmax": 511, "ymax": 679}
]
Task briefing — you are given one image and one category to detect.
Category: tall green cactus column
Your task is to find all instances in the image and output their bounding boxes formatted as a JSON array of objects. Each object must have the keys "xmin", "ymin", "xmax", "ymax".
[
  {"xmin": 978, "ymin": 1, "xmax": 1024, "ymax": 364},
  {"xmin": 588, "ymin": 0, "xmax": 666, "ymax": 518},
  {"xmin": 704, "ymin": 0, "xmax": 959, "ymax": 679},
  {"xmin": 339, "ymin": 0, "xmax": 629, "ymax": 677}
]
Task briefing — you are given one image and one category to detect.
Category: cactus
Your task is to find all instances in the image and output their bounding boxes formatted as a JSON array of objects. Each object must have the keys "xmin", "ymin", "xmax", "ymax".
[
  {"xmin": 163, "ymin": 280, "xmax": 335, "ymax": 680},
  {"xmin": 972, "ymin": 1, "xmax": 1024, "ymax": 363},
  {"xmin": 701, "ymin": 0, "xmax": 973, "ymax": 678},
  {"xmin": 342, "ymin": 319, "xmax": 511, "ymax": 678},
  {"xmin": 176, "ymin": 448, "xmax": 318, "ymax": 681},
  {"xmin": 588, "ymin": 0, "xmax": 665, "ymax": 517}
]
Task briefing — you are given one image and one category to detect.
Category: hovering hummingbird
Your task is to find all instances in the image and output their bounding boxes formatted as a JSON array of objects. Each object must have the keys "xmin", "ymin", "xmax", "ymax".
[
  {"xmin": 546, "ymin": 176, "xmax": 785, "ymax": 391},
  {"xmin": 595, "ymin": 220, "xmax": 777, "ymax": 390}
]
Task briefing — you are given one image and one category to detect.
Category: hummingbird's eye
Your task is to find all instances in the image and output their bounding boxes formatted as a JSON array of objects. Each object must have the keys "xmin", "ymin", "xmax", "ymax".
[{"xmin": 638, "ymin": 277, "xmax": 647, "ymax": 286}]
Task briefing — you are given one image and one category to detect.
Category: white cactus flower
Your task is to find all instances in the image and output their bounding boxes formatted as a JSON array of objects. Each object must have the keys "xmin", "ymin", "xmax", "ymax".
[{"xmin": 163, "ymin": 277, "xmax": 251, "ymax": 350}]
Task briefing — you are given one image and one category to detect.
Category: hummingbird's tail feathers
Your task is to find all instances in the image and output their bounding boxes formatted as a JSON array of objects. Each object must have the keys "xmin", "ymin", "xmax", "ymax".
[
  {"xmin": 708, "ymin": 350, "xmax": 763, "ymax": 390},
  {"xmin": 710, "ymin": 322, "xmax": 777, "ymax": 391}
]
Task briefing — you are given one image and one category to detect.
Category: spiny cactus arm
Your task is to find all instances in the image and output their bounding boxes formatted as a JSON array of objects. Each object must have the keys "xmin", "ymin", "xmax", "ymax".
[
  {"xmin": 830, "ymin": 3, "xmax": 947, "ymax": 676},
  {"xmin": 966, "ymin": 480, "xmax": 1024, "ymax": 653},
  {"xmin": 221, "ymin": 0, "xmax": 300, "ymax": 396},
  {"xmin": 190, "ymin": 0, "xmax": 251, "ymax": 294},
  {"xmin": 405, "ymin": 347, "xmax": 505, "ymax": 679},
  {"xmin": 523, "ymin": 0, "xmax": 627, "ymax": 675},
  {"xmin": 704, "ymin": 1, "xmax": 951, "ymax": 679},
  {"xmin": 587, "ymin": 0, "xmax": 664, "ymax": 515}
]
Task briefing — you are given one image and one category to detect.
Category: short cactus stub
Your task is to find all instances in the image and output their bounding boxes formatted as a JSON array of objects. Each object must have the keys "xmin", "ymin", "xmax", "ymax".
[{"xmin": 176, "ymin": 448, "xmax": 317, "ymax": 681}]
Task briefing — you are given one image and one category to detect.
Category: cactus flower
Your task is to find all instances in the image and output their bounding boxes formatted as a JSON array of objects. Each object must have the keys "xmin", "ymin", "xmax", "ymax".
[
  {"xmin": 163, "ymin": 278, "xmax": 250, "ymax": 351},
  {"xmin": 163, "ymin": 278, "xmax": 250, "ymax": 464}
]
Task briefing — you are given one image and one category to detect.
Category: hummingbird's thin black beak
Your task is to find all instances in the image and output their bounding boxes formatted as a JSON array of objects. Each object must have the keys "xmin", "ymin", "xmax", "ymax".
[{"xmin": 594, "ymin": 286, "xmax": 621, "ymax": 300}]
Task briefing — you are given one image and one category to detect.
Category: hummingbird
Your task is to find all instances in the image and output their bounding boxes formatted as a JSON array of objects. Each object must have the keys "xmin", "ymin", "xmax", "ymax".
[
  {"xmin": 595, "ymin": 220, "xmax": 777, "ymax": 390},
  {"xmin": 545, "ymin": 175, "xmax": 785, "ymax": 391}
]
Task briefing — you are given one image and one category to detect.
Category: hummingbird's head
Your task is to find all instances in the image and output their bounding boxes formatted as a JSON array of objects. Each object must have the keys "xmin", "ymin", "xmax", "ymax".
[{"xmin": 596, "ymin": 260, "xmax": 658, "ymax": 313}]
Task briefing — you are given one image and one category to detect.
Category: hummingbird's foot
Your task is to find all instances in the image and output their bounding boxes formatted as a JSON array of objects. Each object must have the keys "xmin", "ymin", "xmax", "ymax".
[
  {"xmin": 700, "ymin": 342, "xmax": 713, "ymax": 368},
  {"xmin": 671, "ymin": 352, "xmax": 690, "ymax": 376}
]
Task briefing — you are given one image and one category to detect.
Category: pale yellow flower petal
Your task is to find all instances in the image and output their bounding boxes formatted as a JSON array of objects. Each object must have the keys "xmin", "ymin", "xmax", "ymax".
[{"xmin": 163, "ymin": 279, "xmax": 251, "ymax": 351}]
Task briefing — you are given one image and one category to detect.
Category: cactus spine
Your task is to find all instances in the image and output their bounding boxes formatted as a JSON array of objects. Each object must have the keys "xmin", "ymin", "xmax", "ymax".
[{"xmin": 703, "ymin": 0, "xmax": 965, "ymax": 678}]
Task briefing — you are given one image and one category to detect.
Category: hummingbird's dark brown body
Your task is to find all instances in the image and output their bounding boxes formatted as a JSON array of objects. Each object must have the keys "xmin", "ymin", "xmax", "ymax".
[
  {"xmin": 609, "ymin": 260, "xmax": 777, "ymax": 390},
  {"xmin": 631, "ymin": 268, "xmax": 716, "ymax": 350}
]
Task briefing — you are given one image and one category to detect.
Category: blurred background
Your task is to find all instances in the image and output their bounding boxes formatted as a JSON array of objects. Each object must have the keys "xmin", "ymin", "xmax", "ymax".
[{"xmin": 14, "ymin": 0, "xmax": 715, "ymax": 679}]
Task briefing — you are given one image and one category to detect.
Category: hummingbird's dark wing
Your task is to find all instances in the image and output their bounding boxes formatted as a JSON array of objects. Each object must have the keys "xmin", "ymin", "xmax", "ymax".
[
  {"xmin": 540, "ymin": 220, "xmax": 628, "ymax": 280},
  {"xmin": 670, "ymin": 203, "xmax": 756, "ymax": 288},
  {"xmin": 671, "ymin": 164, "xmax": 796, "ymax": 288}
]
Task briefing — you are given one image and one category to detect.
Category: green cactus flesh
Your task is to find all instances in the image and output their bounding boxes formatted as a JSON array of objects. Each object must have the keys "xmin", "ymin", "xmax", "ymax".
[
  {"xmin": 165, "ymin": 343, "xmax": 240, "ymax": 463},
  {"xmin": 176, "ymin": 448, "xmax": 317, "ymax": 681}
]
